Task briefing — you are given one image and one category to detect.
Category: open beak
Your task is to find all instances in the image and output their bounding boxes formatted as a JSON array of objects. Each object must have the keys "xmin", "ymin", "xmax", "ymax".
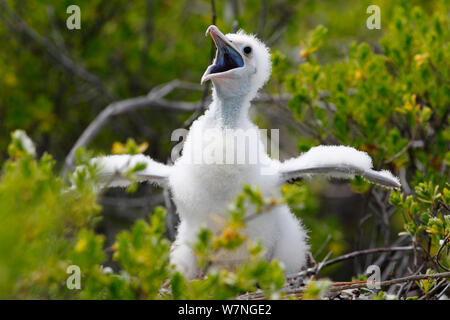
[{"xmin": 201, "ymin": 25, "xmax": 244, "ymax": 84}]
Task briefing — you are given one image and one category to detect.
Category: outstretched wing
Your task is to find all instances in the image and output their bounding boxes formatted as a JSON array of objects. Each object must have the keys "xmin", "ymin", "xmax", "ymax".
[
  {"xmin": 279, "ymin": 146, "xmax": 401, "ymax": 189},
  {"xmin": 86, "ymin": 154, "xmax": 171, "ymax": 188}
]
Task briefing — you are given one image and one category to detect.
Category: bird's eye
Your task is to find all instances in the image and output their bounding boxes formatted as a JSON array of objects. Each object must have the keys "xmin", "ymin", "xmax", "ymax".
[{"xmin": 243, "ymin": 46, "xmax": 252, "ymax": 55}]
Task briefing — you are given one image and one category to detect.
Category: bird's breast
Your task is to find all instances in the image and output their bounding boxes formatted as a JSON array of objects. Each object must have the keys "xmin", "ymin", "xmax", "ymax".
[{"xmin": 168, "ymin": 120, "xmax": 281, "ymax": 223}]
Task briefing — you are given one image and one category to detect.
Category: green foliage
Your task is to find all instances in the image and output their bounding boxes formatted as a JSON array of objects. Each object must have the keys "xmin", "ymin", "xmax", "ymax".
[
  {"xmin": 390, "ymin": 182, "xmax": 450, "ymax": 270},
  {"xmin": 111, "ymin": 138, "xmax": 149, "ymax": 155},
  {"xmin": 275, "ymin": 3, "xmax": 448, "ymax": 171},
  {"xmin": 302, "ymin": 279, "xmax": 331, "ymax": 300},
  {"xmin": 371, "ymin": 291, "xmax": 388, "ymax": 300},
  {"xmin": 274, "ymin": 1, "xmax": 449, "ymax": 269},
  {"xmin": 0, "ymin": 130, "xmax": 101, "ymax": 298},
  {"xmin": 416, "ymin": 269, "xmax": 437, "ymax": 295},
  {"xmin": 108, "ymin": 207, "xmax": 172, "ymax": 299}
]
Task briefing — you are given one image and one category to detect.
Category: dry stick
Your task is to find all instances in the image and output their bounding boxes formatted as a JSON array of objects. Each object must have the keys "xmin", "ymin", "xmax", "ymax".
[
  {"xmin": 240, "ymin": 253, "xmax": 444, "ymax": 300},
  {"xmin": 286, "ymin": 246, "xmax": 415, "ymax": 285},
  {"xmin": 63, "ymin": 80, "xmax": 201, "ymax": 171},
  {"xmin": 328, "ymin": 271, "xmax": 450, "ymax": 293},
  {"xmin": 385, "ymin": 128, "xmax": 417, "ymax": 164},
  {"xmin": 435, "ymin": 234, "xmax": 450, "ymax": 272},
  {"xmin": 46, "ymin": 5, "xmax": 70, "ymax": 56},
  {"xmin": 371, "ymin": 190, "xmax": 390, "ymax": 247},
  {"xmin": 314, "ymin": 235, "xmax": 332, "ymax": 260},
  {"xmin": 403, "ymin": 263, "xmax": 425, "ymax": 298},
  {"xmin": 100, "ymin": 193, "xmax": 164, "ymax": 209},
  {"xmin": 320, "ymin": 246, "xmax": 415, "ymax": 270},
  {"xmin": 436, "ymin": 281, "xmax": 450, "ymax": 299},
  {"xmin": 354, "ymin": 189, "xmax": 373, "ymax": 275},
  {"xmin": 242, "ymin": 271, "xmax": 450, "ymax": 300},
  {"xmin": 438, "ymin": 200, "xmax": 450, "ymax": 213}
]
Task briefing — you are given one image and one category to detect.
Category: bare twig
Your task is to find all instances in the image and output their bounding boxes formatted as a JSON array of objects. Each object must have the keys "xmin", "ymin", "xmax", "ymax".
[
  {"xmin": 314, "ymin": 235, "xmax": 332, "ymax": 259},
  {"xmin": 438, "ymin": 200, "xmax": 450, "ymax": 213},
  {"xmin": 45, "ymin": 5, "xmax": 69, "ymax": 55},
  {"xmin": 371, "ymin": 190, "xmax": 391, "ymax": 247},
  {"xmin": 100, "ymin": 194, "xmax": 164, "ymax": 209},
  {"xmin": 64, "ymin": 80, "xmax": 201, "ymax": 171},
  {"xmin": 385, "ymin": 128, "xmax": 417, "ymax": 164},
  {"xmin": 286, "ymin": 246, "xmax": 416, "ymax": 285},
  {"xmin": 241, "ymin": 270, "xmax": 450, "ymax": 300},
  {"xmin": 328, "ymin": 271, "xmax": 450, "ymax": 293},
  {"xmin": 435, "ymin": 234, "xmax": 450, "ymax": 272},
  {"xmin": 436, "ymin": 282, "xmax": 450, "ymax": 299},
  {"xmin": 402, "ymin": 263, "xmax": 425, "ymax": 298},
  {"xmin": 322, "ymin": 246, "xmax": 415, "ymax": 270}
]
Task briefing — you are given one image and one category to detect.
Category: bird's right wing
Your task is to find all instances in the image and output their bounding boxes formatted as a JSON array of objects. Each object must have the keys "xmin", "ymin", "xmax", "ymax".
[
  {"xmin": 279, "ymin": 146, "xmax": 401, "ymax": 189},
  {"xmin": 76, "ymin": 154, "xmax": 171, "ymax": 188}
]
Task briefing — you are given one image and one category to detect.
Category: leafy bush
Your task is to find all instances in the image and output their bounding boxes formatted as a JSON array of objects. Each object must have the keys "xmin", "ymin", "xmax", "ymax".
[{"xmin": 273, "ymin": 0, "xmax": 449, "ymax": 271}]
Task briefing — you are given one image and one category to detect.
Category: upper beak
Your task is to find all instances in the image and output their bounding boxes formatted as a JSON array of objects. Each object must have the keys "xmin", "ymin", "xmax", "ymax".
[{"xmin": 201, "ymin": 25, "xmax": 244, "ymax": 84}]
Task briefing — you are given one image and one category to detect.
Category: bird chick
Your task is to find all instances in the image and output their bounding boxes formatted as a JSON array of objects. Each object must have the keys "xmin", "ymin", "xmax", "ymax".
[{"xmin": 84, "ymin": 26, "xmax": 400, "ymax": 279}]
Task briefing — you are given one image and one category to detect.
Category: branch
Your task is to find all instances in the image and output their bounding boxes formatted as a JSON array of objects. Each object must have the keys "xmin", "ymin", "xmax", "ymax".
[
  {"xmin": 0, "ymin": 0, "xmax": 115, "ymax": 99},
  {"xmin": 322, "ymin": 246, "xmax": 415, "ymax": 269},
  {"xmin": 63, "ymin": 80, "xmax": 201, "ymax": 171},
  {"xmin": 328, "ymin": 271, "xmax": 450, "ymax": 293},
  {"xmin": 286, "ymin": 246, "xmax": 416, "ymax": 282},
  {"xmin": 435, "ymin": 234, "xmax": 450, "ymax": 272},
  {"xmin": 241, "ymin": 271, "xmax": 450, "ymax": 300}
]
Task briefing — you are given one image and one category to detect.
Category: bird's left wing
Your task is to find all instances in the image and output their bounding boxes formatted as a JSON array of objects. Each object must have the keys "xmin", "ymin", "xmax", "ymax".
[
  {"xmin": 279, "ymin": 146, "xmax": 400, "ymax": 189},
  {"xmin": 75, "ymin": 154, "xmax": 171, "ymax": 188}
]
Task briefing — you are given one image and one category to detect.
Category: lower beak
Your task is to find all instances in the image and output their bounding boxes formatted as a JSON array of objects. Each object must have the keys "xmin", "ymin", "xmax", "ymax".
[{"xmin": 201, "ymin": 25, "xmax": 244, "ymax": 84}]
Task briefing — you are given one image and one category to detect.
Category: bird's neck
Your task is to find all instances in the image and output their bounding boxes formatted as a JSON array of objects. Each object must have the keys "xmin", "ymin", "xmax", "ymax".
[{"xmin": 210, "ymin": 89, "xmax": 251, "ymax": 128}]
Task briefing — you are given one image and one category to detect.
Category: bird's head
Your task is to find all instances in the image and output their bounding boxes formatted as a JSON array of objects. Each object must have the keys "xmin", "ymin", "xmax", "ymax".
[{"xmin": 201, "ymin": 25, "xmax": 271, "ymax": 100}]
